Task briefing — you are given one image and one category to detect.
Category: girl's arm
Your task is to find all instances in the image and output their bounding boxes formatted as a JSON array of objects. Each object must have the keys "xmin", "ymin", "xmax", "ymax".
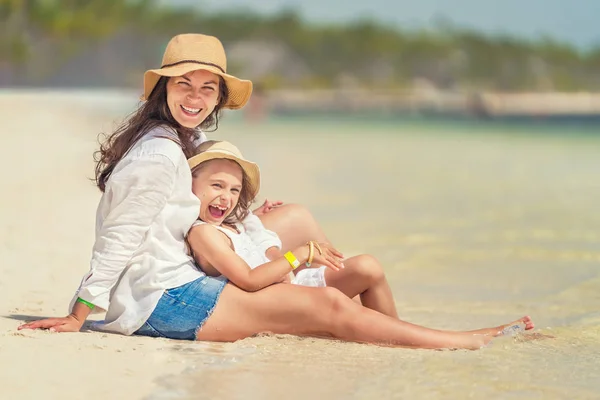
[
  {"xmin": 187, "ymin": 223, "xmax": 309, "ymax": 292},
  {"xmin": 263, "ymin": 247, "xmax": 293, "ymax": 283}
]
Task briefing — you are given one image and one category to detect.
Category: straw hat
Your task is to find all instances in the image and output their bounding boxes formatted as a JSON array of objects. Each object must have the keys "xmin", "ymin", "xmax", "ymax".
[
  {"xmin": 143, "ymin": 34, "xmax": 253, "ymax": 109},
  {"xmin": 188, "ymin": 141, "xmax": 260, "ymax": 199}
]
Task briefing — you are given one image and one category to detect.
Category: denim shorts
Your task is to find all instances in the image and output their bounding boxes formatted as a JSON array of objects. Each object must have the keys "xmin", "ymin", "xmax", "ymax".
[{"xmin": 134, "ymin": 275, "xmax": 228, "ymax": 341}]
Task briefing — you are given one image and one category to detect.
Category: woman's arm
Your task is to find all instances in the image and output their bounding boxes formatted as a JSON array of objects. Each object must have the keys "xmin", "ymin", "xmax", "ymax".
[
  {"xmin": 18, "ymin": 301, "xmax": 93, "ymax": 332},
  {"xmin": 242, "ymin": 212, "xmax": 283, "ymax": 254},
  {"xmin": 76, "ymin": 152, "xmax": 178, "ymax": 311},
  {"xmin": 241, "ymin": 211, "xmax": 290, "ymax": 280},
  {"xmin": 20, "ymin": 139, "xmax": 181, "ymax": 331},
  {"xmin": 187, "ymin": 224, "xmax": 308, "ymax": 292}
]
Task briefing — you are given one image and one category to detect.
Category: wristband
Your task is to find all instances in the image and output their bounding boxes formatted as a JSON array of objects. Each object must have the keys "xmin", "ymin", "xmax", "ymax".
[
  {"xmin": 284, "ymin": 251, "xmax": 301, "ymax": 270},
  {"xmin": 76, "ymin": 297, "xmax": 95, "ymax": 310}
]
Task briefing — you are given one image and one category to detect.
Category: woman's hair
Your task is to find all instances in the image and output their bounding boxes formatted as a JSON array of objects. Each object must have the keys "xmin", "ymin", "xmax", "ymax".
[
  {"xmin": 191, "ymin": 159, "xmax": 253, "ymax": 225},
  {"xmin": 94, "ymin": 76, "xmax": 230, "ymax": 192}
]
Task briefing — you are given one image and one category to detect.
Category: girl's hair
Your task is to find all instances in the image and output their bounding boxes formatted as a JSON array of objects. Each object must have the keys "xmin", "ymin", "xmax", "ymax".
[
  {"xmin": 94, "ymin": 76, "xmax": 230, "ymax": 192},
  {"xmin": 192, "ymin": 159, "xmax": 254, "ymax": 225}
]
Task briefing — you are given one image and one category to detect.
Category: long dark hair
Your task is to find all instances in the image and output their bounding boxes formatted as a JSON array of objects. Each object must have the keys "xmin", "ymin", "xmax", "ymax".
[{"xmin": 94, "ymin": 76, "xmax": 230, "ymax": 192}]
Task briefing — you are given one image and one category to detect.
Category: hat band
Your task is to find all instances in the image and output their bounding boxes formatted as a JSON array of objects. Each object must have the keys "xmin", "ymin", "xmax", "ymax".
[{"xmin": 161, "ymin": 60, "xmax": 225, "ymax": 73}]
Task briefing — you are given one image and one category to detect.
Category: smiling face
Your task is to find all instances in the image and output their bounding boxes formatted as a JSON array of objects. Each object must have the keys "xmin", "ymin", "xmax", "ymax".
[
  {"xmin": 192, "ymin": 159, "xmax": 244, "ymax": 225},
  {"xmin": 166, "ymin": 70, "xmax": 221, "ymax": 128}
]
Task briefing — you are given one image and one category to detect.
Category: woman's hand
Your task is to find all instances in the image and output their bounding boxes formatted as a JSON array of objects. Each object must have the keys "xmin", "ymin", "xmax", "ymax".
[
  {"xmin": 18, "ymin": 314, "xmax": 84, "ymax": 333},
  {"xmin": 253, "ymin": 199, "xmax": 284, "ymax": 216}
]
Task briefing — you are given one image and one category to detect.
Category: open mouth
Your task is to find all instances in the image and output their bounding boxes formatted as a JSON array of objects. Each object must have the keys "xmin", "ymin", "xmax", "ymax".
[
  {"xmin": 181, "ymin": 105, "xmax": 201, "ymax": 116},
  {"xmin": 208, "ymin": 204, "xmax": 228, "ymax": 219}
]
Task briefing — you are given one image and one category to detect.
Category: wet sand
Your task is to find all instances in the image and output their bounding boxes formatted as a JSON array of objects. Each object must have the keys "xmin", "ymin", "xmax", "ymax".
[{"xmin": 1, "ymin": 91, "xmax": 598, "ymax": 399}]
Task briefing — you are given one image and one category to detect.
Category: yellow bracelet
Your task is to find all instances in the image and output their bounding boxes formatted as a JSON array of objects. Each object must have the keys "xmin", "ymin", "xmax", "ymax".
[
  {"xmin": 284, "ymin": 251, "xmax": 301, "ymax": 270},
  {"xmin": 306, "ymin": 241, "xmax": 315, "ymax": 267}
]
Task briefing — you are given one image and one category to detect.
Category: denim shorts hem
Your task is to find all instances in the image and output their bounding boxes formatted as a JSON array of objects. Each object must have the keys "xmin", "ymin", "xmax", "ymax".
[
  {"xmin": 194, "ymin": 278, "xmax": 227, "ymax": 338},
  {"xmin": 135, "ymin": 320, "xmax": 166, "ymax": 338},
  {"xmin": 133, "ymin": 276, "xmax": 228, "ymax": 341}
]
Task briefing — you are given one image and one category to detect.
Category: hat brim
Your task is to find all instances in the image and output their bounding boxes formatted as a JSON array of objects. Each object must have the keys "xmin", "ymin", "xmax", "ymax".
[
  {"xmin": 143, "ymin": 63, "xmax": 253, "ymax": 110},
  {"xmin": 188, "ymin": 151, "xmax": 260, "ymax": 199}
]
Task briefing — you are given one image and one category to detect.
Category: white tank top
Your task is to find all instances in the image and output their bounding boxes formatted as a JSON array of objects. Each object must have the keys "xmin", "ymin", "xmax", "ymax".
[
  {"xmin": 191, "ymin": 220, "xmax": 327, "ymax": 287},
  {"xmin": 192, "ymin": 220, "xmax": 270, "ymax": 269}
]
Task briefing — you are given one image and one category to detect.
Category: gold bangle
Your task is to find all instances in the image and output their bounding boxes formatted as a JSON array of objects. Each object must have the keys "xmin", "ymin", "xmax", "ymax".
[
  {"xmin": 312, "ymin": 241, "xmax": 323, "ymax": 255},
  {"xmin": 284, "ymin": 251, "xmax": 301, "ymax": 270},
  {"xmin": 306, "ymin": 241, "xmax": 315, "ymax": 267}
]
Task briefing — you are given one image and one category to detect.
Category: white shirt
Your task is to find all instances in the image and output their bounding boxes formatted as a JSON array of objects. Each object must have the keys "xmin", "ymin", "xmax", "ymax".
[
  {"xmin": 71, "ymin": 127, "xmax": 283, "ymax": 335},
  {"xmin": 71, "ymin": 126, "xmax": 205, "ymax": 335}
]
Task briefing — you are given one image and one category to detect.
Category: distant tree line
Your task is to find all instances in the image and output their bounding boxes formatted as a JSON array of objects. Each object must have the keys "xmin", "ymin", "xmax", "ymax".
[{"xmin": 2, "ymin": 0, "xmax": 599, "ymax": 91}]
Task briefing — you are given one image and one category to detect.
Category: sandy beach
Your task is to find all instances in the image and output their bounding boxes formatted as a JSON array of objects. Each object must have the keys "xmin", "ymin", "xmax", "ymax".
[
  {"xmin": 1, "ymin": 90, "xmax": 599, "ymax": 400},
  {"xmin": 0, "ymin": 91, "xmax": 197, "ymax": 399}
]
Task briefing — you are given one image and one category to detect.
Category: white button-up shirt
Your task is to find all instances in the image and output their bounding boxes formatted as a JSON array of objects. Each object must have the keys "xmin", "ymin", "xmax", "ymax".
[
  {"xmin": 71, "ymin": 126, "xmax": 205, "ymax": 335},
  {"xmin": 70, "ymin": 126, "xmax": 281, "ymax": 336}
]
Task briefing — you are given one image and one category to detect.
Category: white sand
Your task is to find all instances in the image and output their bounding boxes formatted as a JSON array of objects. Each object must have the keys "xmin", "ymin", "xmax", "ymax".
[{"xmin": 0, "ymin": 91, "xmax": 191, "ymax": 399}]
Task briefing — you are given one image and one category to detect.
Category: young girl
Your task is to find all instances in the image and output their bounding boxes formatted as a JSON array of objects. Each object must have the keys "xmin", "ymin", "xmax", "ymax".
[{"xmin": 188, "ymin": 140, "xmax": 399, "ymax": 318}]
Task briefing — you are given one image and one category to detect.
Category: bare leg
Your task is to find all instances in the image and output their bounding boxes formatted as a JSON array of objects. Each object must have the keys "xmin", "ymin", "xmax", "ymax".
[
  {"xmin": 257, "ymin": 205, "xmax": 530, "ymax": 334},
  {"xmin": 197, "ymin": 283, "xmax": 518, "ymax": 350},
  {"xmin": 324, "ymin": 255, "xmax": 398, "ymax": 319},
  {"xmin": 325, "ymin": 255, "xmax": 532, "ymax": 337},
  {"xmin": 258, "ymin": 204, "xmax": 362, "ymax": 303}
]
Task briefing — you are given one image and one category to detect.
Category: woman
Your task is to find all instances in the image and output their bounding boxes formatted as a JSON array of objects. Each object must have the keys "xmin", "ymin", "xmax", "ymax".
[{"xmin": 19, "ymin": 33, "xmax": 533, "ymax": 349}]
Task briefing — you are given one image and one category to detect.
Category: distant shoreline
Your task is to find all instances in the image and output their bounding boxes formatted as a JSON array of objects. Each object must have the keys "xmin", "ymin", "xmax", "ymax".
[
  {"xmin": 264, "ymin": 89, "xmax": 600, "ymax": 119},
  {"xmin": 2, "ymin": 88, "xmax": 600, "ymax": 122}
]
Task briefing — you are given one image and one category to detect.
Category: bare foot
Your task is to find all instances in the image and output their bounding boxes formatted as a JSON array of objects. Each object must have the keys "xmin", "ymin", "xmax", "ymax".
[
  {"xmin": 466, "ymin": 316, "xmax": 534, "ymax": 337},
  {"xmin": 472, "ymin": 316, "xmax": 555, "ymax": 348},
  {"xmin": 495, "ymin": 315, "xmax": 535, "ymax": 337}
]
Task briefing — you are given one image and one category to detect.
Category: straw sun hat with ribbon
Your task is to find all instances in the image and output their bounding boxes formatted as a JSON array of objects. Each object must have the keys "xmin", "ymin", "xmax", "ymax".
[
  {"xmin": 188, "ymin": 141, "xmax": 260, "ymax": 200},
  {"xmin": 143, "ymin": 34, "xmax": 253, "ymax": 109}
]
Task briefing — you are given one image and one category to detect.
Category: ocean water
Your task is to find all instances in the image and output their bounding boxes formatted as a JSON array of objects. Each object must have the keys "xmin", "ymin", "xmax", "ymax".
[{"xmin": 140, "ymin": 116, "xmax": 600, "ymax": 400}]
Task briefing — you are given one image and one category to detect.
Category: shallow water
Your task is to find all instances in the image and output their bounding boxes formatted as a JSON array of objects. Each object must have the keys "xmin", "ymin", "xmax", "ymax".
[{"xmin": 140, "ymin": 117, "xmax": 600, "ymax": 399}]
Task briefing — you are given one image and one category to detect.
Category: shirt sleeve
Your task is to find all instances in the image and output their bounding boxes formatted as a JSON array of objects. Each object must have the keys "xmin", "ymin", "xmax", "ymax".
[
  {"xmin": 74, "ymin": 153, "xmax": 177, "ymax": 311},
  {"xmin": 241, "ymin": 212, "xmax": 282, "ymax": 254}
]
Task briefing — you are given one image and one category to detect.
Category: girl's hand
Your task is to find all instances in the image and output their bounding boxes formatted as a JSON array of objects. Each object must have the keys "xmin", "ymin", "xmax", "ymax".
[
  {"xmin": 18, "ymin": 315, "xmax": 84, "ymax": 333},
  {"xmin": 281, "ymin": 272, "xmax": 293, "ymax": 284},
  {"xmin": 305, "ymin": 242, "xmax": 345, "ymax": 272},
  {"xmin": 253, "ymin": 199, "xmax": 284, "ymax": 216}
]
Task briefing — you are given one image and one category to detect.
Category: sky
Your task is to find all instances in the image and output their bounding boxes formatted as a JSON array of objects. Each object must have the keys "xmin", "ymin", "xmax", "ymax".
[{"xmin": 166, "ymin": 0, "xmax": 599, "ymax": 49}]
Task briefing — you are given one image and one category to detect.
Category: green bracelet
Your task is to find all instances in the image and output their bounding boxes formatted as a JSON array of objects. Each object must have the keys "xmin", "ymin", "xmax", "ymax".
[{"xmin": 76, "ymin": 297, "xmax": 95, "ymax": 310}]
